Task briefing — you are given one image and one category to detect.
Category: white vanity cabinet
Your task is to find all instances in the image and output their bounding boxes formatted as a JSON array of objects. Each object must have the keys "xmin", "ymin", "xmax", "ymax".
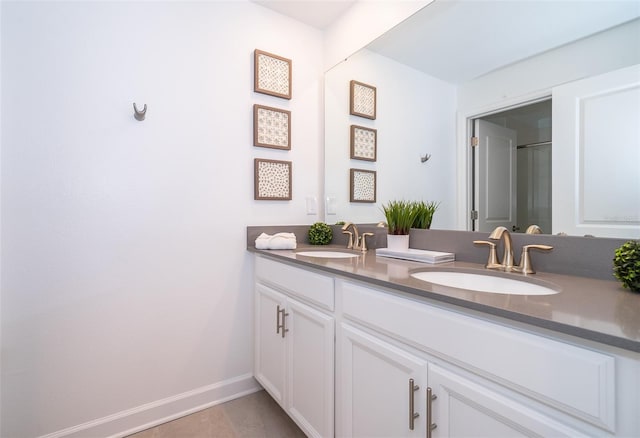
[
  {"xmin": 336, "ymin": 278, "xmax": 635, "ymax": 438},
  {"xmin": 426, "ymin": 363, "xmax": 588, "ymax": 437},
  {"xmin": 338, "ymin": 323, "xmax": 587, "ymax": 437},
  {"xmin": 253, "ymin": 255, "xmax": 639, "ymax": 438},
  {"xmin": 339, "ymin": 324, "xmax": 430, "ymax": 437},
  {"xmin": 254, "ymin": 256, "xmax": 335, "ymax": 438}
]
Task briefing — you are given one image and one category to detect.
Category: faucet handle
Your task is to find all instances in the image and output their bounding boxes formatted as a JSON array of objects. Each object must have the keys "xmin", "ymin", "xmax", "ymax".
[
  {"xmin": 342, "ymin": 230, "xmax": 354, "ymax": 249},
  {"xmin": 525, "ymin": 225, "xmax": 542, "ymax": 234},
  {"xmin": 474, "ymin": 240, "xmax": 501, "ymax": 269},
  {"xmin": 514, "ymin": 244, "xmax": 553, "ymax": 274},
  {"xmin": 360, "ymin": 232, "xmax": 375, "ymax": 252},
  {"xmin": 525, "ymin": 244, "xmax": 553, "ymax": 250}
]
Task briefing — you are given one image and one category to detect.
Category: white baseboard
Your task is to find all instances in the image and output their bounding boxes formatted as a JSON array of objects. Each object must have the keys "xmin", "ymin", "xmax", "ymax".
[{"xmin": 40, "ymin": 374, "xmax": 262, "ymax": 438}]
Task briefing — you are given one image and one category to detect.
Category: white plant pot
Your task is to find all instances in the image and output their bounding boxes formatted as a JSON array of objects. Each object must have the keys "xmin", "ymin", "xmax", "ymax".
[{"xmin": 386, "ymin": 234, "xmax": 409, "ymax": 252}]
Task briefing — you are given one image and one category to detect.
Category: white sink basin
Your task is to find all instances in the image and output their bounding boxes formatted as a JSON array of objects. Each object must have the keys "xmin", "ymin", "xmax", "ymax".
[
  {"xmin": 410, "ymin": 271, "xmax": 559, "ymax": 295},
  {"xmin": 296, "ymin": 250, "xmax": 359, "ymax": 259}
]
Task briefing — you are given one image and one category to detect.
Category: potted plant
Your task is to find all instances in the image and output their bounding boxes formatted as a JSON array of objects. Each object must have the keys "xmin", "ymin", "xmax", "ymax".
[
  {"xmin": 413, "ymin": 200, "xmax": 440, "ymax": 229},
  {"xmin": 308, "ymin": 222, "xmax": 333, "ymax": 245},
  {"xmin": 382, "ymin": 200, "xmax": 418, "ymax": 251},
  {"xmin": 613, "ymin": 240, "xmax": 640, "ymax": 293}
]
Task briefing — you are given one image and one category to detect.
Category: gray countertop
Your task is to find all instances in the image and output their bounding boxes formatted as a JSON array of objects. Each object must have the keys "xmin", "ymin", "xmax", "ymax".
[{"xmin": 249, "ymin": 245, "xmax": 640, "ymax": 353}]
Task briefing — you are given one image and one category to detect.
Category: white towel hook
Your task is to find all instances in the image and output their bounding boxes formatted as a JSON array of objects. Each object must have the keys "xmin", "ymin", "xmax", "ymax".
[{"xmin": 133, "ymin": 103, "xmax": 147, "ymax": 121}]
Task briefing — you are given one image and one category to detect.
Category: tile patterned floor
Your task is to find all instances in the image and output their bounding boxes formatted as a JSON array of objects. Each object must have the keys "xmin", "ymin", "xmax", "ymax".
[{"xmin": 128, "ymin": 390, "xmax": 306, "ymax": 438}]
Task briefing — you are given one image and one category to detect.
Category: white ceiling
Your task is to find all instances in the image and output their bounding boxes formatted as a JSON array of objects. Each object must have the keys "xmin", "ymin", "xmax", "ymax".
[
  {"xmin": 251, "ymin": 0, "xmax": 356, "ymax": 30},
  {"xmin": 366, "ymin": 1, "xmax": 640, "ymax": 84},
  {"xmin": 252, "ymin": 0, "xmax": 640, "ymax": 84}
]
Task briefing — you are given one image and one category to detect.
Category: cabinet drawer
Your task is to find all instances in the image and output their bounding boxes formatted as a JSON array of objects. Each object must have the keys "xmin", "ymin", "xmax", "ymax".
[
  {"xmin": 255, "ymin": 256, "xmax": 334, "ymax": 311},
  {"xmin": 339, "ymin": 280, "xmax": 616, "ymax": 431}
]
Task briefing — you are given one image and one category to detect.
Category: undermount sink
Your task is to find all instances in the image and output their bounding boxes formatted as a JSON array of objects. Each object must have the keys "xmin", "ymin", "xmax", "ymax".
[
  {"xmin": 296, "ymin": 250, "xmax": 359, "ymax": 259},
  {"xmin": 410, "ymin": 270, "xmax": 559, "ymax": 296}
]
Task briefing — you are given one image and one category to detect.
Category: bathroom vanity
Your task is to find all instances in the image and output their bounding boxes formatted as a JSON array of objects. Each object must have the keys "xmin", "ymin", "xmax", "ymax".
[{"xmin": 250, "ymin": 242, "xmax": 639, "ymax": 438}]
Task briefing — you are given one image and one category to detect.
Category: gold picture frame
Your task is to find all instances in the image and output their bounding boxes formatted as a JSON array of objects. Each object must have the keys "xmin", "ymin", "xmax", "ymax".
[{"xmin": 254, "ymin": 49, "xmax": 292, "ymax": 100}]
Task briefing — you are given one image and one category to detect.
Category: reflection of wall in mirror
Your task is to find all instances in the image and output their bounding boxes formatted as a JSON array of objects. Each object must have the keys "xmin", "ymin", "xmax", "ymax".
[
  {"xmin": 457, "ymin": 19, "xmax": 640, "ymax": 109},
  {"xmin": 456, "ymin": 19, "xmax": 640, "ymax": 237},
  {"xmin": 325, "ymin": 49, "xmax": 456, "ymax": 226}
]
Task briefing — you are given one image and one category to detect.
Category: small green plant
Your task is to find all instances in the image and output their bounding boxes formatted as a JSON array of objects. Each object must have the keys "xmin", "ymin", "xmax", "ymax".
[
  {"xmin": 308, "ymin": 222, "xmax": 333, "ymax": 245},
  {"xmin": 381, "ymin": 200, "xmax": 419, "ymax": 235},
  {"xmin": 413, "ymin": 200, "xmax": 440, "ymax": 229},
  {"xmin": 613, "ymin": 240, "xmax": 640, "ymax": 293}
]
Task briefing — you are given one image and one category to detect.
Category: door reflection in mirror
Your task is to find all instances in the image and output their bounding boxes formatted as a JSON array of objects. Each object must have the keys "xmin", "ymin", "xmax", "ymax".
[{"xmin": 472, "ymin": 100, "xmax": 552, "ymax": 234}]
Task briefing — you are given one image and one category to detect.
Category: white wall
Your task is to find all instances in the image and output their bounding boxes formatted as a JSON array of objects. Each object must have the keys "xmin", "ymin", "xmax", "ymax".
[
  {"xmin": 0, "ymin": 2, "xmax": 323, "ymax": 437},
  {"xmin": 325, "ymin": 49, "xmax": 456, "ymax": 227}
]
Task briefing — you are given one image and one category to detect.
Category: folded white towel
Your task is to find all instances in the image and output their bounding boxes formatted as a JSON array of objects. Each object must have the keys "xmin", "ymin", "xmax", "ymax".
[{"xmin": 255, "ymin": 232, "xmax": 297, "ymax": 250}]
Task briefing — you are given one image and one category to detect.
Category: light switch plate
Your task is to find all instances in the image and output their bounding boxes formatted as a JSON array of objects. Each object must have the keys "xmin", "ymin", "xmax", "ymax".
[
  {"xmin": 306, "ymin": 197, "xmax": 317, "ymax": 215},
  {"xmin": 326, "ymin": 196, "xmax": 337, "ymax": 215}
]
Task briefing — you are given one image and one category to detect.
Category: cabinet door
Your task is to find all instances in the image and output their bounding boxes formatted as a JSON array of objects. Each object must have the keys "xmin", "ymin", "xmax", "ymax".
[
  {"xmin": 428, "ymin": 363, "xmax": 587, "ymax": 438},
  {"xmin": 338, "ymin": 324, "xmax": 428, "ymax": 438},
  {"xmin": 254, "ymin": 283, "xmax": 287, "ymax": 405},
  {"xmin": 287, "ymin": 299, "xmax": 335, "ymax": 438}
]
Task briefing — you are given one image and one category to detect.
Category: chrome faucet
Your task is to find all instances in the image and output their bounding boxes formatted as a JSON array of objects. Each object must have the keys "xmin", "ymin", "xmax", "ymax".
[
  {"xmin": 488, "ymin": 226, "xmax": 515, "ymax": 270},
  {"xmin": 341, "ymin": 222, "xmax": 359, "ymax": 250}
]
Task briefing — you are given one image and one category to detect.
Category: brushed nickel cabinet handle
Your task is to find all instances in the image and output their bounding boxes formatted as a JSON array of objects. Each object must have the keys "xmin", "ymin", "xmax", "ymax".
[
  {"xmin": 276, "ymin": 305, "xmax": 288, "ymax": 337},
  {"xmin": 409, "ymin": 378, "xmax": 420, "ymax": 430},
  {"xmin": 426, "ymin": 387, "xmax": 437, "ymax": 438},
  {"xmin": 276, "ymin": 305, "xmax": 282, "ymax": 334},
  {"xmin": 281, "ymin": 308, "xmax": 289, "ymax": 338}
]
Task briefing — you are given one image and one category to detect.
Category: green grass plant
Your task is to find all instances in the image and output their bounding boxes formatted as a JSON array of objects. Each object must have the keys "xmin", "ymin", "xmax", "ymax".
[
  {"xmin": 382, "ymin": 200, "xmax": 419, "ymax": 235},
  {"xmin": 413, "ymin": 201, "xmax": 440, "ymax": 229}
]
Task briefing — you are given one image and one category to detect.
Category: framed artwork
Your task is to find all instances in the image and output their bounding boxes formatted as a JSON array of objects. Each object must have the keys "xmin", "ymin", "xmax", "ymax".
[
  {"xmin": 350, "ymin": 125, "xmax": 377, "ymax": 161},
  {"xmin": 254, "ymin": 49, "xmax": 292, "ymax": 100},
  {"xmin": 350, "ymin": 80, "xmax": 376, "ymax": 120},
  {"xmin": 254, "ymin": 158, "xmax": 292, "ymax": 200},
  {"xmin": 254, "ymin": 104, "xmax": 291, "ymax": 150},
  {"xmin": 350, "ymin": 168, "xmax": 376, "ymax": 203}
]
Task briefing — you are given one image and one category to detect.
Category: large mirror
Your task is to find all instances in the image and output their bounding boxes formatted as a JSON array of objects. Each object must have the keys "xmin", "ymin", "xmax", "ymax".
[{"xmin": 324, "ymin": 0, "xmax": 640, "ymax": 238}]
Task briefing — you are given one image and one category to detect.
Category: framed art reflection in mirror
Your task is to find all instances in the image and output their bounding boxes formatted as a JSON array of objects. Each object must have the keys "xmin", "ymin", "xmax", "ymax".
[
  {"xmin": 350, "ymin": 125, "xmax": 377, "ymax": 161},
  {"xmin": 350, "ymin": 168, "xmax": 376, "ymax": 203},
  {"xmin": 350, "ymin": 80, "xmax": 376, "ymax": 119}
]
